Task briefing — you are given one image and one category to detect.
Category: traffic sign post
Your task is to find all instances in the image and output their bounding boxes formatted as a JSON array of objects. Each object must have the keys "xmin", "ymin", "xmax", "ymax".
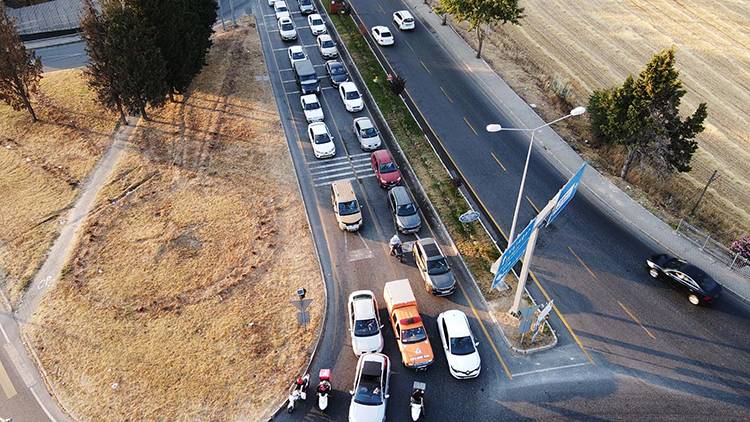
[
  {"xmin": 546, "ymin": 164, "xmax": 586, "ymax": 227},
  {"xmin": 491, "ymin": 217, "xmax": 537, "ymax": 289}
]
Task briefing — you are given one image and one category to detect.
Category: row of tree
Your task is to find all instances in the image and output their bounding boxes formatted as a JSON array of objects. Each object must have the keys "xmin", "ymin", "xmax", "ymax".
[{"xmin": 0, "ymin": 1, "xmax": 217, "ymax": 125}]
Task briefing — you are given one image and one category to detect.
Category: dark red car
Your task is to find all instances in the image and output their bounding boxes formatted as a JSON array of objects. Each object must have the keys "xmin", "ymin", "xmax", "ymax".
[{"xmin": 371, "ymin": 149, "xmax": 401, "ymax": 188}]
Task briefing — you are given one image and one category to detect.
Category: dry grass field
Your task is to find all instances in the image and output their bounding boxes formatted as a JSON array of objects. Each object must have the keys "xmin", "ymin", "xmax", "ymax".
[
  {"xmin": 27, "ymin": 19, "xmax": 323, "ymax": 420},
  {"xmin": 0, "ymin": 70, "xmax": 116, "ymax": 305},
  {"xmin": 451, "ymin": 0, "xmax": 750, "ymax": 241}
]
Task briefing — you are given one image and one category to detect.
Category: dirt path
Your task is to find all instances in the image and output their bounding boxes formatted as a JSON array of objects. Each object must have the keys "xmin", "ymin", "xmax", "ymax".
[{"xmin": 16, "ymin": 117, "xmax": 137, "ymax": 322}]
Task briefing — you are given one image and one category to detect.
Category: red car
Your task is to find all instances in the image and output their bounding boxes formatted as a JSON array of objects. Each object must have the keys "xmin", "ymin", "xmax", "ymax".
[{"xmin": 371, "ymin": 150, "xmax": 401, "ymax": 188}]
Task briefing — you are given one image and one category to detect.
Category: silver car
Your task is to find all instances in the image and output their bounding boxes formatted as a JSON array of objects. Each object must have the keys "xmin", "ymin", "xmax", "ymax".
[
  {"xmin": 413, "ymin": 238, "xmax": 456, "ymax": 295},
  {"xmin": 353, "ymin": 117, "xmax": 381, "ymax": 150},
  {"xmin": 349, "ymin": 353, "xmax": 390, "ymax": 422},
  {"xmin": 388, "ymin": 186, "xmax": 421, "ymax": 234}
]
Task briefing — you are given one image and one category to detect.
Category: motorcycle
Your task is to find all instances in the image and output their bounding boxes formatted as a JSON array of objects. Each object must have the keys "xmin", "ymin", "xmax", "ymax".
[
  {"xmin": 317, "ymin": 368, "xmax": 332, "ymax": 411},
  {"xmin": 287, "ymin": 373, "xmax": 310, "ymax": 413},
  {"xmin": 389, "ymin": 234, "xmax": 404, "ymax": 263},
  {"xmin": 410, "ymin": 381, "xmax": 426, "ymax": 421}
]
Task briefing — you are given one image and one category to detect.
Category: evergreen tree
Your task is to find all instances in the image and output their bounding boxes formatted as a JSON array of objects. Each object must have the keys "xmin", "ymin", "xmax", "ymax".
[
  {"xmin": 0, "ymin": 5, "xmax": 43, "ymax": 121},
  {"xmin": 137, "ymin": 0, "xmax": 217, "ymax": 98},
  {"xmin": 436, "ymin": 0, "xmax": 523, "ymax": 59},
  {"xmin": 588, "ymin": 48, "xmax": 707, "ymax": 180}
]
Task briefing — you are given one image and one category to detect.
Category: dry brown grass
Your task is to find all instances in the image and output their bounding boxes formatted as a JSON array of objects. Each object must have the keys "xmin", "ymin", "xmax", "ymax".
[
  {"xmin": 27, "ymin": 19, "xmax": 323, "ymax": 421},
  {"xmin": 445, "ymin": 0, "xmax": 750, "ymax": 244},
  {"xmin": 0, "ymin": 70, "xmax": 116, "ymax": 305}
]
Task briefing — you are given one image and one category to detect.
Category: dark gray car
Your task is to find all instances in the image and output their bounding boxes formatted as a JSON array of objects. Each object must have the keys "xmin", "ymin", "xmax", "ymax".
[
  {"xmin": 388, "ymin": 186, "xmax": 421, "ymax": 234},
  {"xmin": 413, "ymin": 238, "xmax": 456, "ymax": 295}
]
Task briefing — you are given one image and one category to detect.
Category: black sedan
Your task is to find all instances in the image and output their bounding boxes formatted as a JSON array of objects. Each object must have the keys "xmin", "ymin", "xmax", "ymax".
[
  {"xmin": 325, "ymin": 60, "xmax": 349, "ymax": 86},
  {"xmin": 645, "ymin": 254, "xmax": 722, "ymax": 305}
]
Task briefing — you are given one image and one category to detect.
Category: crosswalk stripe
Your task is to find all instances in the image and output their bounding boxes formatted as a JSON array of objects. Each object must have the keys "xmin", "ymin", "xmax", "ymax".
[{"xmin": 314, "ymin": 173, "xmax": 376, "ymax": 187}]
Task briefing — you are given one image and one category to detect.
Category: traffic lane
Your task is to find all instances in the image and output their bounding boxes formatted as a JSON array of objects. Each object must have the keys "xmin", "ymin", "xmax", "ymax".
[
  {"xmin": 348, "ymin": 0, "xmax": 750, "ymax": 406},
  {"xmin": 34, "ymin": 41, "xmax": 87, "ymax": 71},
  {"xmin": 0, "ymin": 334, "xmax": 51, "ymax": 421}
]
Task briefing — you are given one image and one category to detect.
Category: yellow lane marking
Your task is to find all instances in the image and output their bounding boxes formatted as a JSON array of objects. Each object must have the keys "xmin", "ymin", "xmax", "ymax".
[
  {"xmin": 456, "ymin": 280, "xmax": 513, "ymax": 380},
  {"xmin": 618, "ymin": 301, "xmax": 657, "ymax": 340},
  {"xmin": 0, "ymin": 358, "xmax": 17, "ymax": 399},
  {"xmin": 420, "ymin": 59, "xmax": 431, "ymax": 74},
  {"xmin": 440, "ymin": 86, "xmax": 453, "ymax": 103},
  {"xmin": 568, "ymin": 246, "xmax": 597, "ymax": 280},
  {"xmin": 491, "ymin": 152, "xmax": 507, "ymax": 172},
  {"xmin": 526, "ymin": 196, "xmax": 540, "ymax": 214},
  {"xmin": 464, "ymin": 116, "xmax": 477, "ymax": 135},
  {"xmin": 405, "ymin": 93, "xmax": 594, "ymax": 364}
]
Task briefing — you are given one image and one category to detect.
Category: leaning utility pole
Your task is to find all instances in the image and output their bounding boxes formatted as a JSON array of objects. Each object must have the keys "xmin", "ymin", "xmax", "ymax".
[{"xmin": 687, "ymin": 170, "xmax": 718, "ymax": 219}]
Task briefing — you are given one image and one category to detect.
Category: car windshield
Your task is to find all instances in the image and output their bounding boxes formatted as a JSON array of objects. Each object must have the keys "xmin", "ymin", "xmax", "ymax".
[
  {"xmin": 338, "ymin": 200, "xmax": 359, "ymax": 216},
  {"xmin": 353, "ymin": 374, "xmax": 383, "ymax": 406},
  {"xmin": 427, "ymin": 257, "xmax": 449, "ymax": 275},
  {"xmin": 300, "ymin": 0, "xmax": 311, "ymax": 4},
  {"xmin": 322, "ymin": 40, "xmax": 335, "ymax": 48},
  {"xmin": 330, "ymin": 64, "xmax": 345, "ymax": 75},
  {"xmin": 312, "ymin": 18, "xmax": 323, "ymax": 25},
  {"xmin": 450, "ymin": 336, "xmax": 475, "ymax": 356},
  {"xmin": 354, "ymin": 318, "xmax": 379, "ymax": 337},
  {"xmin": 292, "ymin": 51, "xmax": 305, "ymax": 60},
  {"xmin": 382, "ymin": 31, "xmax": 392, "ymax": 37},
  {"xmin": 361, "ymin": 127, "xmax": 377, "ymax": 138},
  {"xmin": 404, "ymin": 17, "xmax": 414, "ymax": 23},
  {"xmin": 300, "ymin": 74, "xmax": 317, "ymax": 83},
  {"xmin": 401, "ymin": 326, "xmax": 427, "ymax": 344},
  {"xmin": 304, "ymin": 100, "xmax": 320, "ymax": 110},
  {"xmin": 379, "ymin": 162, "xmax": 397, "ymax": 173},
  {"xmin": 397, "ymin": 203, "xmax": 416, "ymax": 217},
  {"xmin": 281, "ymin": 23, "xmax": 294, "ymax": 30},
  {"xmin": 313, "ymin": 133, "xmax": 330, "ymax": 144},
  {"xmin": 277, "ymin": 6, "xmax": 288, "ymax": 12}
]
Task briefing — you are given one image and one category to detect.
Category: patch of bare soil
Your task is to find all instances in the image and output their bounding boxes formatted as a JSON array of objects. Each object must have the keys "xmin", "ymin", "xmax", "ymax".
[
  {"xmin": 0, "ymin": 70, "xmax": 117, "ymax": 305},
  {"xmin": 444, "ymin": 0, "xmax": 750, "ymax": 243},
  {"xmin": 27, "ymin": 19, "xmax": 322, "ymax": 420}
]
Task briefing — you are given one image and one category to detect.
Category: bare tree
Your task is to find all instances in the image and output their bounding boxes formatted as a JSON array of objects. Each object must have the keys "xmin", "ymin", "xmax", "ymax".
[{"xmin": 0, "ymin": 5, "xmax": 43, "ymax": 121}]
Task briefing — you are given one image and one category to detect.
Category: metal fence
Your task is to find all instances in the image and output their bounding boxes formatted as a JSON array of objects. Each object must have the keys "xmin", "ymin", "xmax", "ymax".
[
  {"xmin": 6, "ymin": 0, "xmax": 86, "ymax": 36},
  {"xmin": 675, "ymin": 219, "xmax": 750, "ymax": 276}
]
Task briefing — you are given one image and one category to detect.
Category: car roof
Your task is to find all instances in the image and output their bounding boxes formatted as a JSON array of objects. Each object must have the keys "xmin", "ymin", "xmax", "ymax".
[
  {"xmin": 289, "ymin": 45, "xmax": 303, "ymax": 52},
  {"xmin": 300, "ymin": 93, "xmax": 317, "ymax": 102},
  {"xmin": 396, "ymin": 10, "xmax": 413, "ymax": 17},
  {"xmin": 351, "ymin": 294, "xmax": 376, "ymax": 319},
  {"xmin": 442, "ymin": 310, "xmax": 471, "ymax": 337},
  {"xmin": 318, "ymin": 34, "xmax": 332, "ymax": 41},
  {"xmin": 279, "ymin": 17, "xmax": 292, "ymax": 23},
  {"xmin": 309, "ymin": 13, "xmax": 321, "ymax": 18},
  {"xmin": 340, "ymin": 81, "xmax": 356, "ymax": 91},
  {"xmin": 309, "ymin": 122, "xmax": 327, "ymax": 133},
  {"xmin": 372, "ymin": 149, "xmax": 392, "ymax": 162},
  {"xmin": 390, "ymin": 186, "xmax": 411, "ymax": 203},
  {"xmin": 274, "ymin": 1, "xmax": 286, "ymax": 6},
  {"xmin": 360, "ymin": 355, "xmax": 386, "ymax": 375},
  {"xmin": 355, "ymin": 117, "xmax": 373, "ymax": 128},
  {"xmin": 418, "ymin": 238, "xmax": 442, "ymax": 258}
]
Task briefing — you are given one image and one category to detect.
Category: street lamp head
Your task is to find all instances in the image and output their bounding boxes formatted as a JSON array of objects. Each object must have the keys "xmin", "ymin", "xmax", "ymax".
[
  {"xmin": 486, "ymin": 124, "xmax": 503, "ymax": 133},
  {"xmin": 569, "ymin": 106, "xmax": 587, "ymax": 116}
]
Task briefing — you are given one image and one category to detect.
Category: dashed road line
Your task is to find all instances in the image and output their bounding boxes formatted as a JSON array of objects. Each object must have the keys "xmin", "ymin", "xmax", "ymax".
[
  {"xmin": 568, "ymin": 246, "xmax": 597, "ymax": 280},
  {"xmin": 526, "ymin": 196, "xmax": 540, "ymax": 214},
  {"xmin": 512, "ymin": 362, "xmax": 589, "ymax": 378},
  {"xmin": 420, "ymin": 59, "xmax": 431, "ymax": 74},
  {"xmin": 464, "ymin": 116, "xmax": 477, "ymax": 135},
  {"xmin": 491, "ymin": 152, "xmax": 506, "ymax": 172},
  {"xmin": 618, "ymin": 301, "xmax": 657, "ymax": 340},
  {"xmin": 0, "ymin": 358, "xmax": 17, "ymax": 399},
  {"xmin": 440, "ymin": 86, "xmax": 453, "ymax": 103}
]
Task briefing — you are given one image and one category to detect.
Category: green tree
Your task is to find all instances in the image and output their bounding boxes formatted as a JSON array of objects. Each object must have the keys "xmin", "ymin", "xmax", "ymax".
[
  {"xmin": 588, "ymin": 48, "xmax": 707, "ymax": 180},
  {"xmin": 436, "ymin": 0, "xmax": 524, "ymax": 58},
  {"xmin": 0, "ymin": 5, "xmax": 43, "ymax": 121},
  {"xmin": 136, "ymin": 0, "xmax": 217, "ymax": 98}
]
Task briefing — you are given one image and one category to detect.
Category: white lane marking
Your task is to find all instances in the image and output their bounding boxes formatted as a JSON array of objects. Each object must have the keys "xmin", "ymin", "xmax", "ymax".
[
  {"xmin": 0, "ymin": 358, "xmax": 17, "ymax": 399},
  {"xmin": 314, "ymin": 174, "xmax": 375, "ymax": 187},
  {"xmin": 311, "ymin": 166, "xmax": 355, "ymax": 176},
  {"xmin": 282, "ymin": 79, "xmax": 296, "ymax": 83},
  {"xmin": 348, "ymin": 248, "xmax": 375, "ymax": 262},
  {"xmin": 3, "ymin": 345, "xmax": 32, "ymax": 387},
  {"xmin": 30, "ymin": 386, "xmax": 57, "ymax": 422},
  {"xmin": 285, "ymin": 90, "xmax": 301, "ymax": 95},
  {"xmin": 0, "ymin": 323, "xmax": 9, "ymax": 344},
  {"xmin": 314, "ymin": 169, "xmax": 373, "ymax": 181},
  {"xmin": 273, "ymin": 44, "xmax": 317, "ymax": 51},
  {"xmin": 512, "ymin": 362, "xmax": 589, "ymax": 378}
]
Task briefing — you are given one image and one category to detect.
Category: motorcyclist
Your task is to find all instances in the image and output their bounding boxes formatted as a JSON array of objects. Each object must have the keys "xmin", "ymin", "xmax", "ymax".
[
  {"xmin": 317, "ymin": 379, "xmax": 331, "ymax": 394},
  {"xmin": 389, "ymin": 234, "xmax": 403, "ymax": 258},
  {"xmin": 410, "ymin": 387, "xmax": 424, "ymax": 405}
]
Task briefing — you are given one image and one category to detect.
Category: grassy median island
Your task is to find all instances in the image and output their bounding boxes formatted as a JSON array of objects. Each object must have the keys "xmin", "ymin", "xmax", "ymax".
[
  {"xmin": 27, "ymin": 19, "xmax": 323, "ymax": 420},
  {"xmin": 326, "ymin": 9, "xmax": 553, "ymax": 349},
  {"xmin": 0, "ymin": 70, "xmax": 117, "ymax": 305}
]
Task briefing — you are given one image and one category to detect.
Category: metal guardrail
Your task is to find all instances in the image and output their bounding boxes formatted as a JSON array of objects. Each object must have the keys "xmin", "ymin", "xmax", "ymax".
[
  {"xmin": 675, "ymin": 219, "xmax": 750, "ymax": 276},
  {"xmin": 6, "ymin": 0, "xmax": 85, "ymax": 36}
]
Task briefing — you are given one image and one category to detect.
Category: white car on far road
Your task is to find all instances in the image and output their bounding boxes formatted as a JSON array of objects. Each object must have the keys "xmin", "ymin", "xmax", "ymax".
[
  {"xmin": 277, "ymin": 17, "xmax": 297, "ymax": 41},
  {"xmin": 437, "ymin": 309, "xmax": 481, "ymax": 379},
  {"xmin": 308, "ymin": 13, "xmax": 327, "ymax": 35},
  {"xmin": 348, "ymin": 291, "xmax": 384, "ymax": 356},
  {"xmin": 287, "ymin": 45, "xmax": 307, "ymax": 66},
  {"xmin": 300, "ymin": 94, "xmax": 324, "ymax": 123},
  {"xmin": 339, "ymin": 82, "xmax": 363, "ymax": 112},
  {"xmin": 273, "ymin": 1, "xmax": 290, "ymax": 20},
  {"xmin": 371, "ymin": 26, "xmax": 394, "ymax": 46},
  {"xmin": 316, "ymin": 34, "xmax": 338, "ymax": 58},
  {"xmin": 393, "ymin": 10, "xmax": 415, "ymax": 30},
  {"xmin": 307, "ymin": 122, "xmax": 336, "ymax": 159}
]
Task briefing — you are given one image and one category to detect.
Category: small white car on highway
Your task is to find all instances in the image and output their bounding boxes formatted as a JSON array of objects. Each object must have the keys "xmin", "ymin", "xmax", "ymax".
[
  {"xmin": 353, "ymin": 117, "xmax": 381, "ymax": 151},
  {"xmin": 307, "ymin": 122, "xmax": 336, "ymax": 159},
  {"xmin": 277, "ymin": 17, "xmax": 297, "ymax": 41},
  {"xmin": 371, "ymin": 26, "xmax": 394, "ymax": 46},
  {"xmin": 348, "ymin": 291, "xmax": 384, "ymax": 356},
  {"xmin": 437, "ymin": 310, "xmax": 481, "ymax": 379},
  {"xmin": 308, "ymin": 13, "xmax": 327, "ymax": 35},
  {"xmin": 393, "ymin": 10, "xmax": 415, "ymax": 30},
  {"xmin": 273, "ymin": 1, "xmax": 290, "ymax": 20},
  {"xmin": 339, "ymin": 82, "xmax": 363, "ymax": 112},
  {"xmin": 349, "ymin": 353, "xmax": 390, "ymax": 422},
  {"xmin": 287, "ymin": 45, "xmax": 307, "ymax": 66},
  {"xmin": 300, "ymin": 94, "xmax": 324, "ymax": 123},
  {"xmin": 316, "ymin": 34, "xmax": 338, "ymax": 58}
]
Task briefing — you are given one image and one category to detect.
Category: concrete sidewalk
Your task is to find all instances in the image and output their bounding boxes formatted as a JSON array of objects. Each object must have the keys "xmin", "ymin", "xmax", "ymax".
[
  {"xmin": 25, "ymin": 34, "xmax": 83, "ymax": 51},
  {"xmin": 404, "ymin": 0, "xmax": 750, "ymax": 303}
]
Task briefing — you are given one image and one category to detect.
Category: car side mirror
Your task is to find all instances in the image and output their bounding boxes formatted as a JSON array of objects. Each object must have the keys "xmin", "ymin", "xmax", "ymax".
[
  {"xmin": 349, "ymin": 390, "xmax": 354, "ymax": 395},
  {"xmin": 385, "ymin": 394, "xmax": 390, "ymax": 399},
  {"xmin": 380, "ymin": 324, "xmax": 384, "ymax": 329},
  {"xmin": 475, "ymin": 341, "xmax": 480, "ymax": 347}
]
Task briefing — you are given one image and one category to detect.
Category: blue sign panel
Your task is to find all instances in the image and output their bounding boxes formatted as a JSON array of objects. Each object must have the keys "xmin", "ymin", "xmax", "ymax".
[
  {"xmin": 545, "ymin": 164, "xmax": 586, "ymax": 227},
  {"xmin": 492, "ymin": 217, "xmax": 537, "ymax": 289}
]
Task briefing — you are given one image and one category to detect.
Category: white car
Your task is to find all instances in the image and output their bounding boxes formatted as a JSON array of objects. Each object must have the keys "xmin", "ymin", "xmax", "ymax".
[
  {"xmin": 300, "ymin": 94, "xmax": 324, "ymax": 123},
  {"xmin": 349, "ymin": 353, "xmax": 390, "ymax": 422},
  {"xmin": 339, "ymin": 82, "xmax": 363, "ymax": 112},
  {"xmin": 277, "ymin": 17, "xmax": 297, "ymax": 41},
  {"xmin": 353, "ymin": 117, "xmax": 381, "ymax": 151},
  {"xmin": 273, "ymin": 1, "xmax": 290, "ymax": 20},
  {"xmin": 436, "ymin": 310, "xmax": 481, "ymax": 379},
  {"xmin": 348, "ymin": 291, "xmax": 385, "ymax": 356},
  {"xmin": 267, "ymin": 0, "xmax": 275, "ymax": 6},
  {"xmin": 371, "ymin": 26, "xmax": 394, "ymax": 46},
  {"xmin": 316, "ymin": 34, "xmax": 338, "ymax": 59},
  {"xmin": 308, "ymin": 13, "xmax": 327, "ymax": 35},
  {"xmin": 393, "ymin": 10, "xmax": 415, "ymax": 30},
  {"xmin": 287, "ymin": 45, "xmax": 307, "ymax": 66},
  {"xmin": 307, "ymin": 122, "xmax": 336, "ymax": 159}
]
